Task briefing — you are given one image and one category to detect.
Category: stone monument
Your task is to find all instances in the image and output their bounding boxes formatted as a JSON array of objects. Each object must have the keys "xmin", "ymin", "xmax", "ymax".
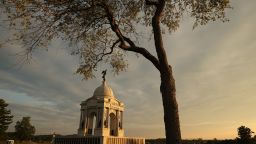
[
  {"xmin": 77, "ymin": 69, "xmax": 124, "ymax": 137},
  {"xmin": 54, "ymin": 70, "xmax": 145, "ymax": 144}
]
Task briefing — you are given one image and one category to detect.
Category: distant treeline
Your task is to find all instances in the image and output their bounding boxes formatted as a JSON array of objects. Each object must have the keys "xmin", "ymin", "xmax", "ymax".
[
  {"xmin": 146, "ymin": 138, "xmax": 256, "ymax": 144},
  {"xmin": 32, "ymin": 135, "xmax": 56, "ymax": 142}
]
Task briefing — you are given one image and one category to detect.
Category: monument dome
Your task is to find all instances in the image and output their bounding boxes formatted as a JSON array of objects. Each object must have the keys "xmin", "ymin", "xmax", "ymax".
[{"xmin": 93, "ymin": 81, "xmax": 115, "ymax": 98}]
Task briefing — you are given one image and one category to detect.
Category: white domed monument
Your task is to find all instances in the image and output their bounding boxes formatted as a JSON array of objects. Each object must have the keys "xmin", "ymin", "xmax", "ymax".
[
  {"xmin": 54, "ymin": 70, "xmax": 145, "ymax": 144},
  {"xmin": 77, "ymin": 77, "xmax": 124, "ymax": 137}
]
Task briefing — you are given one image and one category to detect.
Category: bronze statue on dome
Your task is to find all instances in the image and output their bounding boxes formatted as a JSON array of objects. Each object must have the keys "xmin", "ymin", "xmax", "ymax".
[{"xmin": 102, "ymin": 69, "xmax": 107, "ymax": 81}]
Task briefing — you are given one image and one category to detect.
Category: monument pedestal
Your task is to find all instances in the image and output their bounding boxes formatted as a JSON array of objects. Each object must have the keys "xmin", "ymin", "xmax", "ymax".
[{"xmin": 54, "ymin": 136, "xmax": 145, "ymax": 144}]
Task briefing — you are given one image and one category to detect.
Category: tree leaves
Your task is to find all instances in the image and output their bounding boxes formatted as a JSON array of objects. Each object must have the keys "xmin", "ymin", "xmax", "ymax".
[
  {"xmin": 0, "ymin": 99, "xmax": 13, "ymax": 139},
  {"xmin": 15, "ymin": 117, "xmax": 35, "ymax": 141},
  {"xmin": 1, "ymin": 0, "xmax": 231, "ymax": 79}
]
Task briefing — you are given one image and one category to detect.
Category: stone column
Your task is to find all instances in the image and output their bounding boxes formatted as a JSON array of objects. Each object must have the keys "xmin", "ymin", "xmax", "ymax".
[
  {"xmin": 106, "ymin": 108, "xmax": 109, "ymax": 128},
  {"xmin": 83, "ymin": 109, "xmax": 87, "ymax": 134},
  {"xmin": 85, "ymin": 109, "xmax": 90, "ymax": 135},
  {"xmin": 116, "ymin": 110, "xmax": 119, "ymax": 136},
  {"xmin": 79, "ymin": 109, "xmax": 83, "ymax": 129}
]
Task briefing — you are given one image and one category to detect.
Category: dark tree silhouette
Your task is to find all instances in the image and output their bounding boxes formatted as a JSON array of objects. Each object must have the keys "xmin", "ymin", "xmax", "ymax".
[
  {"xmin": 0, "ymin": 99, "xmax": 13, "ymax": 139},
  {"xmin": 15, "ymin": 117, "xmax": 35, "ymax": 141},
  {"xmin": 237, "ymin": 125, "xmax": 254, "ymax": 144},
  {"xmin": 1, "ymin": 0, "xmax": 231, "ymax": 143}
]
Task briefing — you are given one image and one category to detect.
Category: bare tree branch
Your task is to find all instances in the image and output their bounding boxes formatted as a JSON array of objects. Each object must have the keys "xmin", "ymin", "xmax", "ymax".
[
  {"xmin": 101, "ymin": 2, "xmax": 160, "ymax": 71},
  {"xmin": 92, "ymin": 39, "xmax": 120, "ymax": 68}
]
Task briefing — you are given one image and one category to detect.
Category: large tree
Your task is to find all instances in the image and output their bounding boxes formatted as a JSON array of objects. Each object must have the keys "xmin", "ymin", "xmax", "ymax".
[
  {"xmin": 1, "ymin": 0, "xmax": 231, "ymax": 143},
  {"xmin": 0, "ymin": 99, "xmax": 13, "ymax": 139},
  {"xmin": 15, "ymin": 117, "xmax": 35, "ymax": 141},
  {"xmin": 237, "ymin": 126, "xmax": 254, "ymax": 144}
]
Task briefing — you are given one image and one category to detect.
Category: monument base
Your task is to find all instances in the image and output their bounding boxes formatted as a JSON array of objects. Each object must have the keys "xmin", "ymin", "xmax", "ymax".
[{"xmin": 54, "ymin": 136, "xmax": 145, "ymax": 144}]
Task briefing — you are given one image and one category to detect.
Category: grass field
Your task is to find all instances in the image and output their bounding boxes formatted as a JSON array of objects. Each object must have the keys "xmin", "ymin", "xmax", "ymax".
[{"xmin": 0, "ymin": 141, "xmax": 51, "ymax": 144}]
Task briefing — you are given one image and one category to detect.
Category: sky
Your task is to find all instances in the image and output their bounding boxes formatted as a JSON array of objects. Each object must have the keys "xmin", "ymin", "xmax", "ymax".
[{"xmin": 0, "ymin": 0, "xmax": 256, "ymax": 140}]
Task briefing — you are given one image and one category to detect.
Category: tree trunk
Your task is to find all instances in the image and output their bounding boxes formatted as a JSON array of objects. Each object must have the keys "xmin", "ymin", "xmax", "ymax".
[
  {"xmin": 160, "ymin": 65, "xmax": 182, "ymax": 144},
  {"xmin": 105, "ymin": 1, "xmax": 182, "ymax": 143},
  {"xmin": 150, "ymin": 0, "xmax": 182, "ymax": 143}
]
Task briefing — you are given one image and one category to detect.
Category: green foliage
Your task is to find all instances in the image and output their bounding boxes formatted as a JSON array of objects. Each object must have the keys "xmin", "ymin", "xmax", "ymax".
[
  {"xmin": 15, "ymin": 117, "xmax": 35, "ymax": 141},
  {"xmin": 0, "ymin": 99, "xmax": 13, "ymax": 140},
  {"xmin": 0, "ymin": 0, "xmax": 231, "ymax": 79}
]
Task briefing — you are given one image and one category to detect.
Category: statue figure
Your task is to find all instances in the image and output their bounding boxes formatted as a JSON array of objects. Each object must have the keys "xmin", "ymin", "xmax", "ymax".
[{"xmin": 102, "ymin": 69, "xmax": 107, "ymax": 81}]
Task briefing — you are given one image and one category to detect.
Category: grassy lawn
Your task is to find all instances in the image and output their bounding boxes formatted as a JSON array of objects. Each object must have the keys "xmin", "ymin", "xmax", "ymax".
[{"xmin": 0, "ymin": 141, "xmax": 51, "ymax": 144}]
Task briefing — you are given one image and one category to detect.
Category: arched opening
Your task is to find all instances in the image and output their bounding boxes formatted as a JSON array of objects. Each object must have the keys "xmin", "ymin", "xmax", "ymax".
[
  {"xmin": 109, "ymin": 113, "xmax": 118, "ymax": 136},
  {"xmin": 81, "ymin": 121, "xmax": 85, "ymax": 129},
  {"xmin": 87, "ymin": 112, "xmax": 97, "ymax": 135}
]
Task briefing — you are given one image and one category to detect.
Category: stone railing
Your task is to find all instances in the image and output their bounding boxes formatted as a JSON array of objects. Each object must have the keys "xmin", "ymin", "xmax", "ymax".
[
  {"xmin": 107, "ymin": 137, "xmax": 145, "ymax": 144},
  {"xmin": 55, "ymin": 136, "xmax": 100, "ymax": 144}
]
